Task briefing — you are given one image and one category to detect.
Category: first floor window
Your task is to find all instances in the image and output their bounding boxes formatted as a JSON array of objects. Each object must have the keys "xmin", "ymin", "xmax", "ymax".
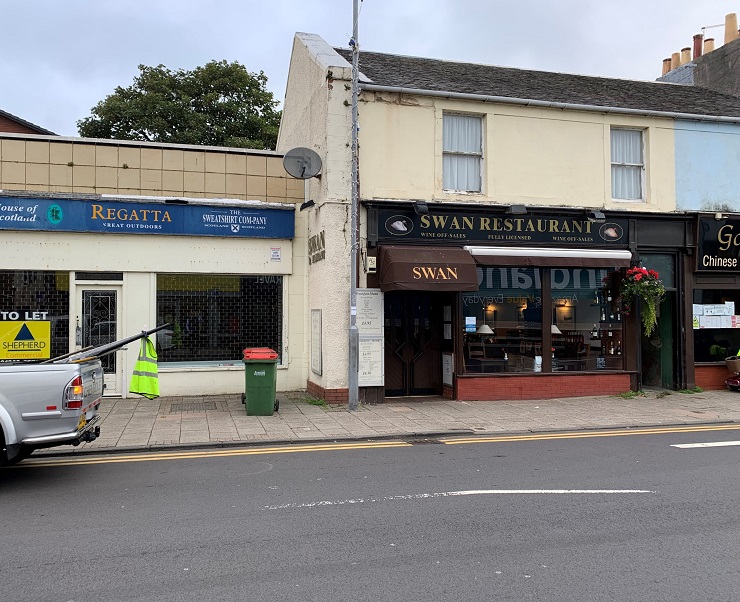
[
  {"xmin": 156, "ymin": 274, "xmax": 283, "ymax": 365},
  {"xmin": 443, "ymin": 113, "xmax": 483, "ymax": 192},
  {"xmin": 611, "ymin": 128, "xmax": 644, "ymax": 200}
]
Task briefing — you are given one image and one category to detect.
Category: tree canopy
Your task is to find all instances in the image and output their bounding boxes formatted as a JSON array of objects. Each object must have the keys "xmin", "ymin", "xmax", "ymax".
[{"xmin": 77, "ymin": 60, "xmax": 281, "ymax": 150}]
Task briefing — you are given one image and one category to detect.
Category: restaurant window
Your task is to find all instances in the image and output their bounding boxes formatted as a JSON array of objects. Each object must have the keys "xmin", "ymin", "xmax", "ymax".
[
  {"xmin": 462, "ymin": 267, "xmax": 624, "ymax": 373},
  {"xmin": 611, "ymin": 128, "xmax": 644, "ymax": 201},
  {"xmin": 443, "ymin": 113, "xmax": 482, "ymax": 192},
  {"xmin": 156, "ymin": 274, "xmax": 283, "ymax": 366},
  {"xmin": 692, "ymin": 290, "xmax": 740, "ymax": 362}
]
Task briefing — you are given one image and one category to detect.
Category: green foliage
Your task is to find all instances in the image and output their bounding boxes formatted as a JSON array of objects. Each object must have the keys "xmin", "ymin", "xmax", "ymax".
[
  {"xmin": 616, "ymin": 390, "xmax": 646, "ymax": 399},
  {"xmin": 302, "ymin": 395, "xmax": 328, "ymax": 407},
  {"xmin": 77, "ymin": 61, "xmax": 281, "ymax": 150},
  {"xmin": 620, "ymin": 267, "xmax": 666, "ymax": 337},
  {"xmin": 677, "ymin": 386, "xmax": 704, "ymax": 394}
]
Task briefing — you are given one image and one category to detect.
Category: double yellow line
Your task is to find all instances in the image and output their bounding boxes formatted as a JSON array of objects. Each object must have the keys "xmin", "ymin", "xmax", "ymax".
[
  {"xmin": 22, "ymin": 440, "xmax": 411, "ymax": 467},
  {"xmin": 21, "ymin": 422, "xmax": 740, "ymax": 467}
]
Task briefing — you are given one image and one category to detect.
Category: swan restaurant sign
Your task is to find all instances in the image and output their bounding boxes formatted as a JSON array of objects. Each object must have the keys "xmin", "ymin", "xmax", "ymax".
[
  {"xmin": 373, "ymin": 207, "xmax": 628, "ymax": 246},
  {"xmin": 0, "ymin": 196, "xmax": 295, "ymax": 239}
]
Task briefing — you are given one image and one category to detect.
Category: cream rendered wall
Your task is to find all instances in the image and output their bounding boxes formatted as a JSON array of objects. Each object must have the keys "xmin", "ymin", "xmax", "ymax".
[
  {"xmin": 358, "ymin": 93, "xmax": 677, "ymax": 212},
  {"xmin": 278, "ymin": 34, "xmax": 356, "ymax": 393}
]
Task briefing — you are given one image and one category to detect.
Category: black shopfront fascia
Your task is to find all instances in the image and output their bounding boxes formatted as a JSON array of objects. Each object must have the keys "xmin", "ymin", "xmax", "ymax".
[{"xmin": 365, "ymin": 202, "xmax": 694, "ymax": 388}]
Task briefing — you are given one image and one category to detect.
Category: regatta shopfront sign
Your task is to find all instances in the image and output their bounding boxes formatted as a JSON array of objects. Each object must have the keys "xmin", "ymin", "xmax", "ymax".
[
  {"xmin": 0, "ymin": 196, "xmax": 295, "ymax": 239},
  {"xmin": 697, "ymin": 216, "xmax": 740, "ymax": 271},
  {"xmin": 374, "ymin": 208, "xmax": 627, "ymax": 246}
]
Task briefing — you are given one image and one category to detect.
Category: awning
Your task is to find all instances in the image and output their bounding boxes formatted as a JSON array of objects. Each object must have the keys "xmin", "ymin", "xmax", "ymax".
[
  {"xmin": 378, "ymin": 246, "xmax": 479, "ymax": 292},
  {"xmin": 463, "ymin": 246, "xmax": 633, "ymax": 268}
]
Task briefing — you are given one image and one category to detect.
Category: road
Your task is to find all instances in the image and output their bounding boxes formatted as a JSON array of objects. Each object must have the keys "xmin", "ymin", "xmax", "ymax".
[{"xmin": 2, "ymin": 425, "xmax": 740, "ymax": 602}]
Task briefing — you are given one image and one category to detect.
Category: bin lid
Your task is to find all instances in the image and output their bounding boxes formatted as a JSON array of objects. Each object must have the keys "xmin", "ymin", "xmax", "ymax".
[{"xmin": 243, "ymin": 347, "xmax": 278, "ymax": 360}]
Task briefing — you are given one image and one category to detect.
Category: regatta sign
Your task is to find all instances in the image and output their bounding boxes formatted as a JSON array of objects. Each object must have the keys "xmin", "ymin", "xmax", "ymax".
[{"xmin": 0, "ymin": 196, "xmax": 295, "ymax": 239}]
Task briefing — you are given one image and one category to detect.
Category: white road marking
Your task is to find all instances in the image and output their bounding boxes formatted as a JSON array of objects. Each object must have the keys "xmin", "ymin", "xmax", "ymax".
[
  {"xmin": 671, "ymin": 440, "xmax": 740, "ymax": 449},
  {"xmin": 264, "ymin": 489, "xmax": 653, "ymax": 510}
]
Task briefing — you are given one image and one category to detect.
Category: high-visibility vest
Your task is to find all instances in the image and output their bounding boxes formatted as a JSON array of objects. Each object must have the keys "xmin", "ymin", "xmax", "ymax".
[{"xmin": 129, "ymin": 337, "xmax": 159, "ymax": 399}]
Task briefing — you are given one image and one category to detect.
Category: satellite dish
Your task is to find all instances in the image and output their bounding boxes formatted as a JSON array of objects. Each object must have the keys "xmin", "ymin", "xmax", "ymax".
[{"xmin": 283, "ymin": 147, "xmax": 323, "ymax": 179}]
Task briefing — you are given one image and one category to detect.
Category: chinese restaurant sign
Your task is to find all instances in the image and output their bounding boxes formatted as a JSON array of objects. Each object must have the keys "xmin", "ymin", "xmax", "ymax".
[
  {"xmin": 0, "ymin": 196, "xmax": 295, "ymax": 239},
  {"xmin": 374, "ymin": 208, "xmax": 628, "ymax": 246},
  {"xmin": 697, "ymin": 217, "xmax": 740, "ymax": 271}
]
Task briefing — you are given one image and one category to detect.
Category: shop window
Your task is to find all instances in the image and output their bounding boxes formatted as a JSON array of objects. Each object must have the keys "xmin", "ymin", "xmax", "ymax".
[
  {"xmin": 462, "ymin": 267, "xmax": 624, "ymax": 373},
  {"xmin": 463, "ymin": 268, "xmax": 542, "ymax": 373},
  {"xmin": 0, "ymin": 271, "xmax": 70, "ymax": 360},
  {"xmin": 443, "ymin": 113, "xmax": 482, "ymax": 192},
  {"xmin": 692, "ymin": 290, "xmax": 740, "ymax": 362},
  {"xmin": 611, "ymin": 128, "xmax": 644, "ymax": 201},
  {"xmin": 156, "ymin": 274, "xmax": 283, "ymax": 366},
  {"xmin": 552, "ymin": 268, "xmax": 623, "ymax": 371}
]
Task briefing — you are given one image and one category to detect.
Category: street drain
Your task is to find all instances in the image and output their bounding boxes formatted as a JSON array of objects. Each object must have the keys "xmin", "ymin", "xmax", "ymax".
[{"xmin": 170, "ymin": 401, "xmax": 217, "ymax": 413}]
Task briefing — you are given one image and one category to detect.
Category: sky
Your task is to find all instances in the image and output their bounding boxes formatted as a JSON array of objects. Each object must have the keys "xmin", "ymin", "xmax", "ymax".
[{"xmin": 1, "ymin": 0, "xmax": 736, "ymax": 137}]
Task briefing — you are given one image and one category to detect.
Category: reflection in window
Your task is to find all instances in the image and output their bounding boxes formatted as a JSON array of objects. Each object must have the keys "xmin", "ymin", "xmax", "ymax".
[{"xmin": 462, "ymin": 267, "xmax": 624, "ymax": 373}]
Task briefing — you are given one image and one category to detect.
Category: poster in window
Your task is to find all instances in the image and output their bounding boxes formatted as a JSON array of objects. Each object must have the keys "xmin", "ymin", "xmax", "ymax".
[
  {"xmin": 311, "ymin": 309, "xmax": 322, "ymax": 375},
  {"xmin": 358, "ymin": 337, "xmax": 384, "ymax": 386}
]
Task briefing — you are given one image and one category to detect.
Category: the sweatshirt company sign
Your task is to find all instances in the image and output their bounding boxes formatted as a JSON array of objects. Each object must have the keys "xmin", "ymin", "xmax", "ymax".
[
  {"xmin": 0, "ymin": 197, "xmax": 295, "ymax": 239},
  {"xmin": 376, "ymin": 208, "xmax": 627, "ymax": 246},
  {"xmin": 698, "ymin": 216, "xmax": 740, "ymax": 271}
]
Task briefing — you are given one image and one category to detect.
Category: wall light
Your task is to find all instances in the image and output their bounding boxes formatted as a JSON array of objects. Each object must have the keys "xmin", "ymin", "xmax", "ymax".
[
  {"xmin": 588, "ymin": 210, "xmax": 606, "ymax": 223},
  {"xmin": 299, "ymin": 200, "xmax": 316, "ymax": 211},
  {"xmin": 414, "ymin": 201, "xmax": 429, "ymax": 216},
  {"xmin": 507, "ymin": 204, "xmax": 527, "ymax": 215}
]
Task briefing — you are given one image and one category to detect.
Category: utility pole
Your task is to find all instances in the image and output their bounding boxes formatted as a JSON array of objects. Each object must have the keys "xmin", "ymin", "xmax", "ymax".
[{"xmin": 348, "ymin": 0, "xmax": 360, "ymax": 411}]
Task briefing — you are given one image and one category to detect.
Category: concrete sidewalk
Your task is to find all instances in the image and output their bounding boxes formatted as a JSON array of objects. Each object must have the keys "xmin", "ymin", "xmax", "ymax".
[{"xmin": 35, "ymin": 387, "xmax": 740, "ymax": 456}]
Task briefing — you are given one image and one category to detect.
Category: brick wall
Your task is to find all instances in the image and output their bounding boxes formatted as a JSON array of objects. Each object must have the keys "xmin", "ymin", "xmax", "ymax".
[
  {"xmin": 456, "ymin": 373, "xmax": 631, "ymax": 401},
  {"xmin": 307, "ymin": 381, "xmax": 348, "ymax": 405},
  {"xmin": 0, "ymin": 116, "xmax": 40, "ymax": 134},
  {"xmin": 695, "ymin": 365, "xmax": 732, "ymax": 390}
]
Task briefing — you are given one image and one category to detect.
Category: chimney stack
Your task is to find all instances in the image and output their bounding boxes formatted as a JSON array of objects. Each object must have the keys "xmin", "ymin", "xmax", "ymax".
[
  {"xmin": 693, "ymin": 33, "xmax": 703, "ymax": 59},
  {"xmin": 725, "ymin": 13, "xmax": 738, "ymax": 44},
  {"xmin": 680, "ymin": 47, "xmax": 691, "ymax": 64},
  {"xmin": 704, "ymin": 38, "xmax": 715, "ymax": 53},
  {"xmin": 671, "ymin": 52, "xmax": 680, "ymax": 70},
  {"xmin": 662, "ymin": 58, "xmax": 672, "ymax": 75}
]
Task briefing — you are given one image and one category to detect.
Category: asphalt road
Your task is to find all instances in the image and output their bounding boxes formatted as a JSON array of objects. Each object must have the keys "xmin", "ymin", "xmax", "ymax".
[{"xmin": 2, "ymin": 426, "xmax": 740, "ymax": 602}]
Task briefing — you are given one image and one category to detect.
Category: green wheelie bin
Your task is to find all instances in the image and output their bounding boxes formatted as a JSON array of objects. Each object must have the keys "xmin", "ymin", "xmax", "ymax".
[{"xmin": 241, "ymin": 348, "xmax": 279, "ymax": 415}]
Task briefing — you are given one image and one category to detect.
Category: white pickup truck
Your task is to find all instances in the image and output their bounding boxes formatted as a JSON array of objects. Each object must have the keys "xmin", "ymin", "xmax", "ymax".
[
  {"xmin": 0, "ymin": 324, "xmax": 168, "ymax": 465},
  {"xmin": 0, "ymin": 358, "xmax": 103, "ymax": 465}
]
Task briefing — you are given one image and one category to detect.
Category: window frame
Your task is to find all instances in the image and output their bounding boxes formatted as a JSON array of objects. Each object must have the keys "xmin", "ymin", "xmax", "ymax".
[
  {"xmin": 610, "ymin": 127, "xmax": 645, "ymax": 202},
  {"xmin": 442, "ymin": 112, "xmax": 484, "ymax": 193}
]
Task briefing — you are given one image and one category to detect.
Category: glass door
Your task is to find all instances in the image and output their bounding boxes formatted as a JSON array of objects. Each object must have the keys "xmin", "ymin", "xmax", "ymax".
[{"xmin": 77, "ymin": 286, "xmax": 122, "ymax": 396}]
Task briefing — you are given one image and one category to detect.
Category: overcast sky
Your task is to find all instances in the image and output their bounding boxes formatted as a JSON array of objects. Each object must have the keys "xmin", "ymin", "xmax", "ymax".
[{"xmin": 1, "ymin": 0, "xmax": 736, "ymax": 136}]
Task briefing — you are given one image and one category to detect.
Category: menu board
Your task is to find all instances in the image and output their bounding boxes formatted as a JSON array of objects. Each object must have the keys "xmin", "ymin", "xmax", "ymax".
[
  {"xmin": 359, "ymin": 338, "xmax": 384, "ymax": 386},
  {"xmin": 357, "ymin": 289, "xmax": 384, "ymax": 386}
]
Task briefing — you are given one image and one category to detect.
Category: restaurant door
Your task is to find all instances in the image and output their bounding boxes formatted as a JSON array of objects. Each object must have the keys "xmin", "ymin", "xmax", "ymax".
[{"xmin": 384, "ymin": 291, "xmax": 442, "ymax": 397}]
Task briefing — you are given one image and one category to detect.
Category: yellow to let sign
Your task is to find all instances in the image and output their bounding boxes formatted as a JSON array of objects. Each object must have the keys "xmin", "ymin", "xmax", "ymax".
[{"xmin": 0, "ymin": 321, "xmax": 51, "ymax": 360}]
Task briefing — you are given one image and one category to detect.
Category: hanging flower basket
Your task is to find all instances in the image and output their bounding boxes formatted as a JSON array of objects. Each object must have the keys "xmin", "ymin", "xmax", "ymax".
[{"xmin": 619, "ymin": 267, "xmax": 666, "ymax": 337}]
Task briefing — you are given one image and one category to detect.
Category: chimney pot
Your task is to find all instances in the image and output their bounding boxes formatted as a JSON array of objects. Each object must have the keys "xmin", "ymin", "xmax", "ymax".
[
  {"xmin": 693, "ymin": 33, "xmax": 703, "ymax": 59},
  {"xmin": 704, "ymin": 38, "xmax": 715, "ymax": 53},
  {"xmin": 662, "ymin": 58, "xmax": 672, "ymax": 76},
  {"xmin": 671, "ymin": 52, "xmax": 680, "ymax": 70},
  {"xmin": 725, "ymin": 13, "xmax": 738, "ymax": 44},
  {"xmin": 680, "ymin": 47, "xmax": 691, "ymax": 65}
]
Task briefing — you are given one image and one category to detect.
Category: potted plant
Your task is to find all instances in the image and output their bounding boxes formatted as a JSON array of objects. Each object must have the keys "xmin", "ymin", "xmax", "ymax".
[{"xmin": 619, "ymin": 267, "xmax": 666, "ymax": 337}]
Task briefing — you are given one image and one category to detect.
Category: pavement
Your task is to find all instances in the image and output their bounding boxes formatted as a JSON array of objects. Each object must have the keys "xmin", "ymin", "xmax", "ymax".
[{"xmin": 33, "ymin": 387, "xmax": 740, "ymax": 457}]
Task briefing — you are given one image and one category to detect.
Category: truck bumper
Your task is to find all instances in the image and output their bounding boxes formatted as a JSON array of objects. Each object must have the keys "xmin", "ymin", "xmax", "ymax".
[{"xmin": 21, "ymin": 415, "xmax": 101, "ymax": 448}]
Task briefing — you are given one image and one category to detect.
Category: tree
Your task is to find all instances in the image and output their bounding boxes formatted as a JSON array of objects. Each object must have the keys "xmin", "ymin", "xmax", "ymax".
[{"xmin": 77, "ymin": 60, "xmax": 281, "ymax": 150}]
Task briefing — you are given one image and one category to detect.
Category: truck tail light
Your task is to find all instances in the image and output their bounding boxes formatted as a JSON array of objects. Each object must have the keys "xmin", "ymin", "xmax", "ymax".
[{"xmin": 64, "ymin": 375, "xmax": 84, "ymax": 410}]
